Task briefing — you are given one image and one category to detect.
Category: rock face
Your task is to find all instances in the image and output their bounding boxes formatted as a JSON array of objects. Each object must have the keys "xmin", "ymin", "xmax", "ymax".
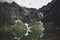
[
  {"xmin": 0, "ymin": 2, "xmax": 40, "ymax": 26},
  {"xmin": 0, "ymin": 2, "xmax": 20, "ymax": 26},
  {"xmin": 38, "ymin": 0, "xmax": 60, "ymax": 26},
  {"xmin": 38, "ymin": 0, "xmax": 60, "ymax": 36}
]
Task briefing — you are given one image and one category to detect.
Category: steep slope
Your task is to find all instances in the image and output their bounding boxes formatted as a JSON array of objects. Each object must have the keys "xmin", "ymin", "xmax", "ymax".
[{"xmin": 38, "ymin": 0, "xmax": 60, "ymax": 36}]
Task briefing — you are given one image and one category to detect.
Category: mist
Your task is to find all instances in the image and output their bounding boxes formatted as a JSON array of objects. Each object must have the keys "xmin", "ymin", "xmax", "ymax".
[
  {"xmin": 0, "ymin": 0, "xmax": 52, "ymax": 9},
  {"xmin": 0, "ymin": 0, "xmax": 13, "ymax": 3}
]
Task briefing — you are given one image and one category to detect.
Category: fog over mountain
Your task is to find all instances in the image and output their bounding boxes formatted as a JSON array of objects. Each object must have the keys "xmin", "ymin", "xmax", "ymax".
[
  {"xmin": 0, "ymin": 0, "xmax": 52, "ymax": 9},
  {"xmin": 0, "ymin": 0, "xmax": 13, "ymax": 3}
]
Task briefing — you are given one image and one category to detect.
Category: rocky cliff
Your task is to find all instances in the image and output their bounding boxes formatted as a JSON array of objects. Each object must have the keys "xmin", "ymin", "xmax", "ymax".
[{"xmin": 0, "ymin": 2, "xmax": 39, "ymax": 26}]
